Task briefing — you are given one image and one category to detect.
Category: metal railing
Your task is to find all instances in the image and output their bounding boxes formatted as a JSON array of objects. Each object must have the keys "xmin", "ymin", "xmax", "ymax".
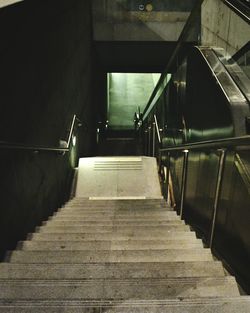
[
  {"xmin": 223, "ymin": 0, "xmax": 250, "ymax": 24},
  {"xmin": 0, "ymin": 115, "xmax": 81, "ymax": 153},
  {"xmin": 159, "ymin": 135, "xmax": 250, "ymax": 248}
]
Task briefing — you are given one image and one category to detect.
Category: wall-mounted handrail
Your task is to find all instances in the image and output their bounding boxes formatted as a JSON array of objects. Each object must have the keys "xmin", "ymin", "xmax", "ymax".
[
  {"xmin": 66, "ymin": 115, "xmax": 77, "ymax": 149},
  {"xmin": 160, "ymin": 135, "xmax": 250, "ymax": 153},
  {"xmin": 0, "ymin": 114, "xmax": 80, "ymax": 153}
]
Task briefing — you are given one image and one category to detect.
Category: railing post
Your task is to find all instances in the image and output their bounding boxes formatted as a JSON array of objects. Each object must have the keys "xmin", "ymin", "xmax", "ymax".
[
  {"xmin": 148, "ymin": 126, "xmax": 151, "ymax": 156},
  {"xmin": 152, "ymin": 122, "xmax": 156, "ymax": 157},
  {"xmin": 165, "ymin": 152, "xmax": 171, "ymax": 202},
  {"xmin": 180, "ymin": 150, "xmax": 189, "ymax": 219},
  {"xmin": 209, "ymin": 149, "xmax": 227, "ymax": 249},
  {"xmin": 144, "ymin": 130, "xmax": 147, "ymax": 155}
]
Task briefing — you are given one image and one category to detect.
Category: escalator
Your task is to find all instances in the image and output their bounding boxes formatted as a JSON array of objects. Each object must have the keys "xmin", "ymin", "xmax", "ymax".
[{"xmin": 136, "ymin": 42, "xmax": 250, "ymax": 292}]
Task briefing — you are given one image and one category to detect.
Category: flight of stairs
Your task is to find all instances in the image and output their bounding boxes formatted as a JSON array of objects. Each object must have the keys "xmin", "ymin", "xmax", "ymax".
[{"xmin": 0, "ymin": 198, "xmax": 249, "ymax": 312}]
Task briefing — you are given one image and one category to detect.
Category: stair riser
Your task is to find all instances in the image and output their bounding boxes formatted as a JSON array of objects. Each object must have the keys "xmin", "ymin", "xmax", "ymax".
[
  {"xmin": 37, "ymin": 225, "xmax": 189, "ymax": 233},
  {"xmin": 52, "ymin": 214, "xmax": 179, "ymax": 220},
  {"xmin": 0, "ymin": 278, "xmax": 239, "ymax": 300},
  {"xmin": 29, "ymin": 232, "xmax": 197, "ymax": 241},
  {"xmin": 0, "ymin": 300, "xmax": 249, "ymax": 313},
  {"xmin": 0, "ymin": 262, "xmax": 225, "ymax": 279},
  {"xmin": 66, "ymin": 200, "xmax": 166, "ymax": 205},
  {"xmin": 44, "ymin": 221, "xmax": 184, "ymax": 227},
  {"xmin": 58, "ymin": 207, "xmax": 173, "ymax": 214},
  {"xmin": 61, "ymin": 205, "xmax": 168, "ymax": 210},
  {"xmin": 7, "ymin": 250, "xmax": 213, "ymax": 263},
  {"xmin": 49, "ymin": 216, "xmax": 180, "ymax": 222},
  {"xmin": 19, "ymin": 242, "xmax": 203, "ymax": 251}
]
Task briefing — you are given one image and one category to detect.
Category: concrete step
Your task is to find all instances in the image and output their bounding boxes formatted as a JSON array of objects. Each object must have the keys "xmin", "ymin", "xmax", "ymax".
[
  {"xmin": 44, "ymin": 220, "xmax": 184, "ymax": 227},
  {"xmin": 18, "ymin": 240, "xmax": 203, "ymax": 251},
  {"xmin": 63, "ymin": 202, "xmax": 167, "ymax": 207},
  {"xmin": 59, "ymin": 206, "xmax": 172, "ymax": 211},
  {"xmin": 57, "ymin": 207, "xmax": 176, "ymax": 213},
  {"xmin": 0, "ymin": 261, "xmax": 225, "ymax": 279},
  {"xmin": 53, "ymin": 213, "xmax": 180, "ymax": 220},
  {"xmin": 0, "ymin": 277, "xmax": 239, "ymax": 300},
  {"xmin": 67, "ymin": 199, "xmax": 167, "ymax": 205},
  {"xmin": 36, "ymin": 225, "xmax": 190, "ymax": 233},
  {"xmin": 0, "ymin": 298, "xmax": 249, "ymax": 313},
  {"xmin": 54, "ymin": 213, "xmax": 177, "ymax": 220},
  {"xmin": 29, "ymin": 231, "xmax": 197, "ymax": 241},
  {"xmin": 6, "ymin": 249, "xmax": 213, "ymax": 263},
  {"xmin": 59, "ymin": 208, "xmax": 171, "ymax": 214},
  {"xmin": 49, "ymin": 212, "xmax": 180, "ymax": 219}
]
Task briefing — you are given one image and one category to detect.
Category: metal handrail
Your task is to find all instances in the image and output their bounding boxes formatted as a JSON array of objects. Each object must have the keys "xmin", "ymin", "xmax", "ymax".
[
  {"xmin": 154, "ymin": 115, "xmax": 162, "ymax": 144},
  {"xmin": 159, "ymin": 134, "xmax": 250, "ymax": 249},
  {"xmin": 223, "ymin": 0, "xmax": 250, "ymax": 24},
  {"xmin": 160, "ymin": 135, "xmax": 250, "ymax": 153},
  {"xmin": 0, "ymin": 114, "xmax": 79, "ymax": 153}
]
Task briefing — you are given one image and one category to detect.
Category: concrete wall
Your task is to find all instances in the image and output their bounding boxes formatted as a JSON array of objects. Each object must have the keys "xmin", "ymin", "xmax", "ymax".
[
  {"xmin": 201, "ymin": 0, "xmax": 250, "ymax": 55},
  {"xmin": 0, "ymin": 0, "xmax": 95, "ymax": 258},
  {"xmin": 92, "ymin": 0, "xmax": 198, "ymax": 41},
  {"xmin": 0, "ymin": 0, "xmax": 23, "ymax": 8}
]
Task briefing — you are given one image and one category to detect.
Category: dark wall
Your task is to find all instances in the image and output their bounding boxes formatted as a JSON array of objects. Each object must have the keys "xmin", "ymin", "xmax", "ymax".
[{"xmin": 0, "ymin": 0, "xmax": 95, "ymax": 258}]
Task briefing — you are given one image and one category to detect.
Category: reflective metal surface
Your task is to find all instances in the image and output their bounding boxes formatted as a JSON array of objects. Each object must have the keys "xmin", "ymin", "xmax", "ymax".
[{"xmin": 137, "ymin": 45, "xmax": 250, "ymax": 292}]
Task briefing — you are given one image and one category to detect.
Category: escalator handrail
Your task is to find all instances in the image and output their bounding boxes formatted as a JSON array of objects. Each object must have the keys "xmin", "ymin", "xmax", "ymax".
[
  {"xmin": 223, "ymin": 0, "xmax": 250, "ymax": 24},
  {"xmin": 0, "ymin": 114, "xmax": 80, "ymax": 153},
  {"xmin": 211, "ymin": 47, "xmax": 250, "ymax": 105},
  {"xmin": 231, "ymin": 41, "xmax": 250, "ymax": 62},
  {"xmin": 160, "ymin": 135, "xmax": 250, "ymax": 152},
  {"xmin": 141, "ymin": 0, "xmax": 204, "ymax": 121}
]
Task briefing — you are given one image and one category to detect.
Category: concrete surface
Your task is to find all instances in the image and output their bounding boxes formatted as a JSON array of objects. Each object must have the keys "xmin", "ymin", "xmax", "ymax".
[
  {"xmin": 30, "ymin": 230, "xmax": 197, "ymax": 241},
  {"xmin": 0, "ymin": 198, "xmax": 247, "ymax": 310},
  {"xmin": 0, "ymin": 298, "xmax": 250, "ymax": 313},
  {"xmin": 0, "ymin": 277, "xmax": 239, "ymax": 299},
  {"xmin": 0, "ymin": 261, "xmax": 225, "ymax": 279},
  {"xmin": 201, "ymin": 0, "xmax": 250, "ymax": 55},
  {"xmin": 19, "ymin": 240, "xmax": 203, "ymax": 251},
  {"xmin": 92, "ymin": 0, "xmax": 198, "ymax": 41},
  {"xmin": 76, "ymin": 157, "xmax": 162, "ymax": 198},
  {"xmin": 0, "ymin": 0, "xmax": 22, "ymax": 8},
  {"xmin": 8, "ymin": 249, "xmax": 213, "ymax": 263}
]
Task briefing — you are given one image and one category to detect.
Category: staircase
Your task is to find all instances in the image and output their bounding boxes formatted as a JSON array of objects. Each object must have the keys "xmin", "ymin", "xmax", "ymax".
[{"xmin": 0, "ymin": 157, "xmax": 250, "ymax": 311}]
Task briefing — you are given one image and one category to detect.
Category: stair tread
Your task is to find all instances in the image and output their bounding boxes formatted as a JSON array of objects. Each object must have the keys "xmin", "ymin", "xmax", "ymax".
[
  {"xmin": 1, "ymin": 298, "xmax": 249, "ymax": 313},
  {"xmin": 46, "ymin": 220, "xmax": 184, "ymax": 225},
  {"xmin": 29, "ymin": 232, "xmax": 198, "ymax": 241},
  {"xmin": 19, "ymin": 239, "xmax": 203, "ymax": 251},
  {"xmin": 0, "ymin": 277, "xmax": 239, "ymax": 299},
  {"xmin": 0, "ymin": 261, "xmax": 225, "ymax": 279},
  {"xmin": 6, "ymin": 249, "xmax": 213, "ymax": 263},
  {"xmin": 1, "ymin": 197, "xmax": 247, "ymax": 308},
  {"xmin": 37, "ymin": 226, "xmax": 190, "ymax": 234}
]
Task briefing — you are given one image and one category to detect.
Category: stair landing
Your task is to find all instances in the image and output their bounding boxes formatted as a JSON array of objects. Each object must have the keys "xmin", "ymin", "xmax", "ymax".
[{"xmin": 76, "ymin": 157, "xmax": 162, "ymax": 198}]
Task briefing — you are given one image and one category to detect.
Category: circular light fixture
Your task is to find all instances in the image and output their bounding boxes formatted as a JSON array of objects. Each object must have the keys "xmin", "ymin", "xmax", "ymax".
[
  {"xmin": 139, "ymin": 4, "xmax": 144, "ymax": 11},
  {"xmin": 146, "ymin": 3, "xmax": 153, "ymax": 12}
]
